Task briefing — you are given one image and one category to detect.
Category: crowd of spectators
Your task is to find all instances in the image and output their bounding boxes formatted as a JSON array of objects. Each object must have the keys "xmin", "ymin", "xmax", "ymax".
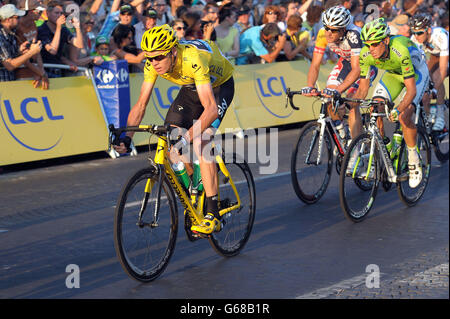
[{"xmin": 1, "ymin": 0, "xmax": 449, "ymax": 87}]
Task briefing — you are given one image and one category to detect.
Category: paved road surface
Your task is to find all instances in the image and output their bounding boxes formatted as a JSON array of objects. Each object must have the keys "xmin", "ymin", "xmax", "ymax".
[{"xmin": 0, "ymin": 127, "xmax": 448, "ymax": 302}]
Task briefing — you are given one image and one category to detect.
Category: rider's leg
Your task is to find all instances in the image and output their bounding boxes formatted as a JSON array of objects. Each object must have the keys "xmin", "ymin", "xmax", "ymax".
[
  {"xmin": 348, "ymin": 103, "xmax": 363, "ymax": 139},
  {"xmin": 399, "ymin": 105, "xmax": 422, "ymax": 188},
  {"xmin": 190, "ymin": 128, "xmax": 222, "ymax": 234},
  {"xmin": 192, "ymin": 128, "xmax": 218, "ymax": 201},
  {"xmin": 399, "ymin": 104, "xmax": 417, "ymax": 148},
  {"xmin": 191, "ymin": 77, "xmax": 235, "ymax": 234},
  {"xmin": 431, "ymin": 68, "xmax": 447, "ymax": 130},
  {"xmin": 404, "ymin": 63, "xmax": 429, "ymax": 188}
]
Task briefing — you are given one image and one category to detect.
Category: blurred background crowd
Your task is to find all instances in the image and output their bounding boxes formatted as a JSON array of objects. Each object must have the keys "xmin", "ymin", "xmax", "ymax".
[{"xmin": 1, "ymin": 0, "xmax": 449, "ymax": 86}]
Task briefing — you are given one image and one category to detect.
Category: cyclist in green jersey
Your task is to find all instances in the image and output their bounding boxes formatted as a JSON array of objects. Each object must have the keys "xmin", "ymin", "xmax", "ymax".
[{"xmin": 351, "ymin": 18, "xmax": 430, "ymax": 188}]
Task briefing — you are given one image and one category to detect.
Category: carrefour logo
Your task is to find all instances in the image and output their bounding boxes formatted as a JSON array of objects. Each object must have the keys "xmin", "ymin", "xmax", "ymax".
[
  {"xmin": 96, "ymin": 69, "xmax": 115, "ymax": 83},
  {"xmin": 95, "ymin": 66, "xmax": 129, "ymax": 88},
  {"xmin": 151, "ymin": 85, "xmax": 180, "ymax": 120},
  {"xmin": 254, "ymin": 74, "xmax": 293, "ymax": 118},
  {"xmin": 0, "ymin": 96, "xmax": 64, "ymax": 151}
]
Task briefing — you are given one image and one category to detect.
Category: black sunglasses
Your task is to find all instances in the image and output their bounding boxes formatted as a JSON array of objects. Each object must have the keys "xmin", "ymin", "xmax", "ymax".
[
  {"xmin": 412, "ymin": 30, "xmax": 426, "ymax": 36},
  {"xmin": 324, "ymin": 26, "xmax": 341, "ymax": 33},
  {"xmin": 147, "ymin": 54, "xmax": 169, "ymax": 62},
  {"xmin": 175, "ymin": 26, "xmax": 186, "ymax": 31}
]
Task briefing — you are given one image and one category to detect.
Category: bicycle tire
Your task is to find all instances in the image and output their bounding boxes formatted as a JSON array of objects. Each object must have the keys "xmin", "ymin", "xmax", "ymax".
[
  {"xmin": 114, "ymin": 167, "xmax": 178, "ymax": 282},
  {"xmin": 291, "ymin": 121, "xmax": 333, "ymax": 204},
  {"xmin": 432, "ymin": 101, "xmax": 449, "ymax": 163},
  {"xmin": 209, "ymin": 153, "xmax": 256, "ymax": 257},
  {"xmin": 396, "ymin": 128, "xmax": 431, "ymax": 206},
  {"xmin": 339, "ymin": 132, "xmax": 379, "ymax": 222}
]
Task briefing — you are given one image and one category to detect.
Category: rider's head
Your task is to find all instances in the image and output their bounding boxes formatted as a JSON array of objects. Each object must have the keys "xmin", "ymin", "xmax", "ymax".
[
  {"xmin": 361, "ymin": 18, "xmax": 390, "ymax": 59},
  {"xmin": 141, "ymin": 24, "xmax": 178, "ymax": 74},
  {"xmin": 322, "ymin": 6, "xmax": 351, "ymax": 43},
  {"xmin": 408, "ymin": 13, "xmax": 432, "ymax": 44}
]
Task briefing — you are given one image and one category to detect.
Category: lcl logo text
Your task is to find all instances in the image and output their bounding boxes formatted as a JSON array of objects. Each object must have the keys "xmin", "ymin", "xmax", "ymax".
[
  {"xmin": 153, "ymin": 86, "xmax": 180, "ymax": 109},
  {"xmin": 3, "ymin": 97, "xmax": 64, "ymax": 124},
  {"xmin": 256, "ymin": 76, "xmax": 287, "ymax": 97}
]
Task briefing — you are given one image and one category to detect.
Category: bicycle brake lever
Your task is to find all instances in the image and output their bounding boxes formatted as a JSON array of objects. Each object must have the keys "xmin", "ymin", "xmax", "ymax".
[{"xmin": 285, "ymin": 88, "xmax": 290, "ymax": 109}]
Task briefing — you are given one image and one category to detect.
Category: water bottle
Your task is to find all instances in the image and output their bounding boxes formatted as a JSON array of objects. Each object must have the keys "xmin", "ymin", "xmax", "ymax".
[
  {"xmin": 192, "ymin": 160, "xmax": 204, "ymax": 192},
  {"xmin": 384, "ymin": 137, "xmax": 392, "ymax": 153},
  {"xmin": 334, "ymin": 120, "xmax": 347, "ymax": 140},
  {"xmin": 391, "ymin": 131, "xmax": 403, "ymax": 160},
  {"xmin": 172, "ymin": 161, "xmax": 190, "ymax": 190}
]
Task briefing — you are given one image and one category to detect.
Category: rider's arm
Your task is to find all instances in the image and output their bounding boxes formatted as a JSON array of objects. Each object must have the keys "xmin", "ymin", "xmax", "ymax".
[
  {"xmin": 352, "ymin": 77, "xmax": 370, "ymax": 100},
  {"xmin": 397, "ymin": 76, "xmax": 416, "ymax": 112},
  {"xmin": 183, "ymin": 82, "xmax": 218, "ymax": 143},
  {"xmin": 306, "ymin": 51, "xmax": 323, "ymax": 87},
  {"xmin": 125, "ymin": 79, "xmax": 155, "ymax": 138},
  {"xmin": 335, "ymin": 54, "xmax": 360, "ymax": 94}
]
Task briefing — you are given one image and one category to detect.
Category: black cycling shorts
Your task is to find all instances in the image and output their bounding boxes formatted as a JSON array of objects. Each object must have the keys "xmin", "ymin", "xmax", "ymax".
[{"xmin": 164, "ymin": 76, "xmax": 234, "ymax": 130}]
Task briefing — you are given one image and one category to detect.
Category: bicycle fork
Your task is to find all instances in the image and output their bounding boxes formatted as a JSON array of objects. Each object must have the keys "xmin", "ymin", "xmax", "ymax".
[
  {"xmin": 136, "ymin": 164, "xmax": 163, "ymax": 228},
  {"xmin": 365, "ymin": 128, "xmax": 399, "ymax": 183}
]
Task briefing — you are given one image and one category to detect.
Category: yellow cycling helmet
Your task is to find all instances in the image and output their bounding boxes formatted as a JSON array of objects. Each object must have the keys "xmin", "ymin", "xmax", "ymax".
[{"xmin": 141, "ymin": 24, "xmax": 178, "ymax": 54}]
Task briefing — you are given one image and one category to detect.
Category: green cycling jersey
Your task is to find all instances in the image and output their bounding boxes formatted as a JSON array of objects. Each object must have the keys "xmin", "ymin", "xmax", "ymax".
[{"xmin": 359, "ymin": 35, "xmax": 423, "ymax": 80}]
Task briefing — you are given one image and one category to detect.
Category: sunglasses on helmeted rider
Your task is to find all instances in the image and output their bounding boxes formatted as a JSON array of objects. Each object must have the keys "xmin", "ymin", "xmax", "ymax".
[
  {"xmin": 324, "ymin": 26, "xmax": 341, "ymax": 33},
  {"xmin": 412, "ymin": 30, "xmax": 426, "ymax": 36},
  {"xmin": 146, "ymin": 55, "xmax": 168, "ymax": 62},
  {"xmin": 364, "ymin": 41, "xmax": 383, "ymax": 48}
]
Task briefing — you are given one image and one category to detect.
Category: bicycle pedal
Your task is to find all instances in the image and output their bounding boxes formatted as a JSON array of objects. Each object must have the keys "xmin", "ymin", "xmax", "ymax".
[
  {"xmin": 397, "ymin": 172, "xmax": 409, "ymax": 182},
  {"xmin": 191, "ymin": 230, "xmax": 210, "ymax": 239}
]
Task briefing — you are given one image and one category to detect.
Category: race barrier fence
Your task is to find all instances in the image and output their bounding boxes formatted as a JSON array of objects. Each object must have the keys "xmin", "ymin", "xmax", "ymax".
[{"xmin": 2, "ymin": 59, "xmax": 446, "ymax": 166}]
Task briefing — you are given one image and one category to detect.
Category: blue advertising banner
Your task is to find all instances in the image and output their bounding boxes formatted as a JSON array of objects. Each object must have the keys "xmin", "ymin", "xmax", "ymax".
[{"xmin": 94, "ymin": 60, "xmax": 130, "ymax": 129}]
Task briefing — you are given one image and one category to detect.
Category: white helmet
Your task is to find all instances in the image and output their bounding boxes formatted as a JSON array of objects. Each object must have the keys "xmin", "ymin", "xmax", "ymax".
[{"xmin": 322, "ymin": 6, "xmax": 351, "ymax": 28}]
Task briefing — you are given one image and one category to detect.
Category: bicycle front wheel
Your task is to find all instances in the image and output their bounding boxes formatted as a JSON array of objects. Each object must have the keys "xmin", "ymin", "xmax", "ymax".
[
  {"xmin": 114, "ymin": 167, "xmax": 178, "ymax": 282},
  {"xmin": 209, "ymin": 153, "xmax": 256, "ymax": 257},
  {"xmin": 339, "ymin": 133, "xmax": 379, "ymax": 222},
  {"xmin": 291, "ymin": 121, "xmax": 333, "ymax": 204},
  {"xmin": 396, "ymin": 128, "xmax": 431, "ymax": 206}
]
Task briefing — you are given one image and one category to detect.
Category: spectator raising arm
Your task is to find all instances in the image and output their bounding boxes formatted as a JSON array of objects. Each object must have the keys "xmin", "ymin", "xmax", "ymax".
[
  {"xmin": 1, "ymin": 41, "xmax": 42, "ymax": 71},
  {"xmin": 299, "ymin": 0, "xmax": 313, "ymax": 16},
  {"xmin": 70, "ymin": 17, "xmax": 84, "ymax": 49}
]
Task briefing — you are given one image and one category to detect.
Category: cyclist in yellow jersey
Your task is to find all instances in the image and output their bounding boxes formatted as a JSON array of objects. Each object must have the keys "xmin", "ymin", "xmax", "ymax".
[{"xmin": 114, "ymin": 24, "xmax": 235, "ymax": 234}]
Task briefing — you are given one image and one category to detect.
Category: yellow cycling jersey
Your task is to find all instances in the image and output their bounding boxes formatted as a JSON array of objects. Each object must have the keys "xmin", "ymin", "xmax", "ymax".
[{"xmin": 144, "ymin": 39, "xmax": 234, "ymax": 88}]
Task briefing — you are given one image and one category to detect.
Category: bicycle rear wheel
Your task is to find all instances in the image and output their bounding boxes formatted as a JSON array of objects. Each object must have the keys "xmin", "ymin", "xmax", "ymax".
[
  {"xmin": 396, "ymin": 128, "xmax": 431, "ymax": 206},
  {"xmin": 291, "ymin": 121, "xmax": 333, "ymax": 204},
  {"xmin": 339, "ymin": 133, "xmax": 379, "ymax": 222},
  {"xmin": 209, "ymin": 153, "xmax": 256, "ymax": 257},
  {"xmin": 114, "ymin": 167, "xmax": 178, "ymax": 282}
]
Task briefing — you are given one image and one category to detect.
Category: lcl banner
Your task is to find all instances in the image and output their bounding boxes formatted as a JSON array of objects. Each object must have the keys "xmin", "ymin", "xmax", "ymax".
[{"xmin": 0, "ymin": 77, "xmax": 109, "ymax": 166}]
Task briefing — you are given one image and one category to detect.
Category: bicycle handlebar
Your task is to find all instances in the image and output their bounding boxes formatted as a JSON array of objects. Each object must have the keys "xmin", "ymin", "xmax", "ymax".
[
  {"xmin": 108, "ymin": 124, "xmax": 170, "ymax": 149},
  {"xmin": 285, "ymin": 87, "xmax": 395, "ymax": 116}
]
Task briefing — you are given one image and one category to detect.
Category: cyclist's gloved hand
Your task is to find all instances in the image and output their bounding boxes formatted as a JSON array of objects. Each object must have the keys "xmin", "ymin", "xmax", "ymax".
[
  {"xmin": 389, "ymin": 108, "xmax": 400, "ymax": 122},
  {"xmin": 114, "ymin": 135, "xmax": 132, "ymax": 153},
  {"xmin": 301, "ymin": 86, "xmax": 318, "ymax": 96},
  {"xmin": 321, "ymin": 88, "xmax": 340, "ymax": 98}
]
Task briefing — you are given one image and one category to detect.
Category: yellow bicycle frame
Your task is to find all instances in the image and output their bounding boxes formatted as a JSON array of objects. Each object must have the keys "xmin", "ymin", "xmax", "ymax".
[{"xmin": 141, "ymin": 125, "xmax": 241, "ymax": 225}]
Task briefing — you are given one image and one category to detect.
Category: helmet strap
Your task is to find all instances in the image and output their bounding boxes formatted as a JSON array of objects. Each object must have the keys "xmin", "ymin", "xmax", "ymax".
[
  {"xmin": 381, "ymin": 38, "xmax": 389, "ymax": 59},
  {"xmin": 167, "ymin": 49, "xmax": 177, "ymax": 73}
]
